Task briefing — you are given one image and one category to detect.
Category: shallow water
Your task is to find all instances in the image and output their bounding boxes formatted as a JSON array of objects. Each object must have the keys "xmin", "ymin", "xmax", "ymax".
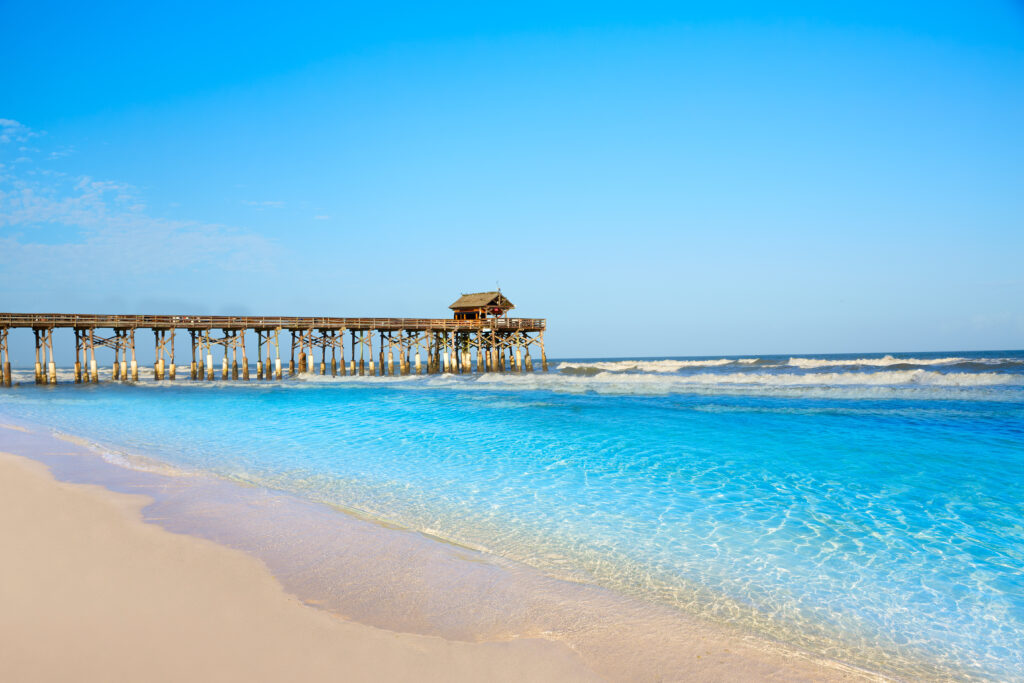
[{"xmin": 2, "ymin": 350, "xmax": 1022, "ymax": 680}]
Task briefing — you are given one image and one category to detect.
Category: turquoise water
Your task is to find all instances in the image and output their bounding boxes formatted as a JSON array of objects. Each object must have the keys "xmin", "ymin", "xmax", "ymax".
[{"xmin": 2, "ymin": 350, "xmax": 1023, "ymax": 679}]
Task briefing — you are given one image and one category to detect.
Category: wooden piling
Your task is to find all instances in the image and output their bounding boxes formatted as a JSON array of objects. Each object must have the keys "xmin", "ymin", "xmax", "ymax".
[
  {"xmin": 119, "ymin": 332, "xmax": 127, "ymax": 381},
  {"xmin": 74, "ymin": 329, "xmax": 82, "ymax": 383},
  {"xmin": 189, "ymin": 330, "xmax": 198, "ymax": 379},
  {"xmin": 369, "ymin": 332, "xmax": 375, "ymax": 376},
  {"xmin": 129, "ymin": 329, "xmax": 138, "ymax": 382},
  {"xmin": 231, "ymin": 333, "xmax": 239, "ymax": 380},
  {"xmin": 205, "ymin": 331, "xmax": 214, "ymax": 381},
  {"xmin": 47, "ymin": 330, "xmax": 57, "ymax": 384},
  {"xmin": 273, "ymin": 328, "xmax": 282, "ymax": 380},
  {"xmin": 33, "ymin": 329, "xmax": 41, "ymax": 383},
  {"xmin": 153, "ymin": 330, "xmax": 162, "ymax": 381},
  {"xmin": 351, "ymin": 330, "xmax": 359, "ymax": 376},
  {"xmin": 240, "ymin": 331, "xmax": 248, "ymax": 380},
  {"xmin": 307, "ymin": 330, "xmax": 315, "ymax": 374},
  {"xmin": 290, "ymin": 330, "xmax": 297, "ymax": 376},
  {"xmin": 330, "ymin": 333, "xmax": 337, "ymax": 377},
  {"xmin": 344, "ymin": 332, "xmax": 352, "ymax": 376},
  {"xmin": 88, "ymin": 329, "xmax": 98, "ymax": 382},
  {"xmin": 1, "ymin": 327, "xmax": 12, "ymax": 386},
  {"xmin": 540, "ymin": 331, "xmax": 548, "ymax": 372},
  {"xmin": 81, "ymin": 332, "xmax": 89, "ymax": 382},
  {"xmin": 256, "ymin": 331, "xmax": 264, "ymax": 380},
  {"xmin": 169, "ymin": 329, "xmax": 176, "ymax": 380}
]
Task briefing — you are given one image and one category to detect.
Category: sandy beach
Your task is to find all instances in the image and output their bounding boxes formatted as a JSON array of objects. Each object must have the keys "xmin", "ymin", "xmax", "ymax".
[{"xmin": 0, "ymin": 448, "xmax": 598, "ymax": 683}]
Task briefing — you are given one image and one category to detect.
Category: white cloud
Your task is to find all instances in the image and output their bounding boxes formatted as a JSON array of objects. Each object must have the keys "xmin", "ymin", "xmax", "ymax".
[
  {"xmin": 0, "ymin": 119, "xmax": 34, "ymax": 144},
  {"xmin": 0, "ymin": 120, "xmax": 279, "ymax": 296},
  {"xmin": 313, "ymin": 214, "xmax": 330, "ymax": 220}
]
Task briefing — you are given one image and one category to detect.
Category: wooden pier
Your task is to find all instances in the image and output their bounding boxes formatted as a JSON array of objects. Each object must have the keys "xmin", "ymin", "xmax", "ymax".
[{"xmin": 0, "ymin": 294, "xmax": 547, "ymax": 386}]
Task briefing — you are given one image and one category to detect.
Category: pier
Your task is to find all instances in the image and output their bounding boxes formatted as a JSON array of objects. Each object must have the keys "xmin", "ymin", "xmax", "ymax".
[{"xmin": 0, "ymin": 293, "xmax": 547, "ymax": 386}]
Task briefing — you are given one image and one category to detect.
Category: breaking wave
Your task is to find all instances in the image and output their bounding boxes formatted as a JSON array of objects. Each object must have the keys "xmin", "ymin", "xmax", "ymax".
[
  {"xmin": 548, "ymin": 368, "xmax": 1022, "ymax": 388},
  {"xmin": 558, "ymin": 354, "xmax": 1024, "ymax": 375},
  {"xmin": 559, "ymin": 358, "xmax": 760, "ymax": 373}
]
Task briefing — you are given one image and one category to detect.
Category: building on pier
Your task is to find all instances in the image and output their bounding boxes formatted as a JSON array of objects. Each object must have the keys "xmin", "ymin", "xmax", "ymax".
[{"xmin": 449, "ymin": 291, "xmax": 514, "ymax": 321}]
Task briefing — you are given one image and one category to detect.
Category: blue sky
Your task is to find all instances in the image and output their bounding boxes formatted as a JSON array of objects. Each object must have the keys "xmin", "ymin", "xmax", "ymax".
[{"xmin": 1, "ymin": 1, "xmax": 1022, "ymax": 357}]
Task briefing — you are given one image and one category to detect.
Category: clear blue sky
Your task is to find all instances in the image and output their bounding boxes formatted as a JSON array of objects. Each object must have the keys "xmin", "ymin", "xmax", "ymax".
[{"xmin": 1, "ymin": 1, "xmax": 1022, "ymax": 357}]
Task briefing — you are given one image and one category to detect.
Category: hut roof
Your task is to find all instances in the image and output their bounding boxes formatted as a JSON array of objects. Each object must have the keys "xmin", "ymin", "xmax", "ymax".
[{"xmin": 449, "ymin": 291, "xmax": 515, "ymax": 311}]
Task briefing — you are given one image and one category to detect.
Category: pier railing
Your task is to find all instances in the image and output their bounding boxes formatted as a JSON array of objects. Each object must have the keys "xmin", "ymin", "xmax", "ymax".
[{"xmin": 0, "ymin": 313, "xmax": 545, "ymax": 332}]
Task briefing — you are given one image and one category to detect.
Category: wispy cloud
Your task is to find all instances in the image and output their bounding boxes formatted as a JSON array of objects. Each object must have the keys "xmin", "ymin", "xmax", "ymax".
[
  {"xmin": 241, "ymin": 199, "xmax": 285, "ymax": 209},
  {"xmin": 0, "ymin": 119, "xmax": 34, "ymax": 144},
  {"xmin": 0, "ymin": 120, "xmax": 279, "ymax": 299},
  {"xmin": 313, "ymin": 214, "xmax": 330, "ymax": 220}
]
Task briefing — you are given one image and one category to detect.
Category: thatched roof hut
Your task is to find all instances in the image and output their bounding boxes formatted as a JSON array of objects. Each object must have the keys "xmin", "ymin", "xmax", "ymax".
[{"xmin": 449, "ymin": 291, "xmax": 515, "ymax": 320}]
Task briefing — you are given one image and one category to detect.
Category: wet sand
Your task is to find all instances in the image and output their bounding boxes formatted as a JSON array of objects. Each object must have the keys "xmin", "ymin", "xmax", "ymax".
[{"xmin": 0, "ymin": 447, "xmax": 599, "ymax": 682}]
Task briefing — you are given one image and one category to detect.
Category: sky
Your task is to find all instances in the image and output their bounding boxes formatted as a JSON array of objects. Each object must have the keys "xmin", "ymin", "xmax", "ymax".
[{"xmin": 1, "ymin": 1, "xmax": 1023, "ymax": 359}]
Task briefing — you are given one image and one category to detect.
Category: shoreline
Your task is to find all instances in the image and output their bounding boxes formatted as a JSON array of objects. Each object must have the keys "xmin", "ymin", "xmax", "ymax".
[
  {"xmin": 0, "ymin": 419, "xmax": 887, "ymax": 681},
  {"xmin": 0, "ymin": 443, "xmax": 598, "ymax": 683}
]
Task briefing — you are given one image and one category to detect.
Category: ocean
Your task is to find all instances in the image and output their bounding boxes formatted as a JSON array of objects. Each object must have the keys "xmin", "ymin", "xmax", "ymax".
[{"xmin": 1, "ymin": 350, "xmax": 1022, "ymax": 680}]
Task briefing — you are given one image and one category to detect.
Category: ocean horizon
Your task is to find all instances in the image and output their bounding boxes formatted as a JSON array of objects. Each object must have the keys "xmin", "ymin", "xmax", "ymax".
[{"xmin": 2, "ymin": 349, "xmax": 1022, "ymax": 680}]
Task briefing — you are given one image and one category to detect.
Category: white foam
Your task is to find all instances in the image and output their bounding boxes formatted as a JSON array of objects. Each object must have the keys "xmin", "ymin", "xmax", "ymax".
[{"xmin": 786, "ymin": 355, "xmax": 967, "ymax": 369}]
